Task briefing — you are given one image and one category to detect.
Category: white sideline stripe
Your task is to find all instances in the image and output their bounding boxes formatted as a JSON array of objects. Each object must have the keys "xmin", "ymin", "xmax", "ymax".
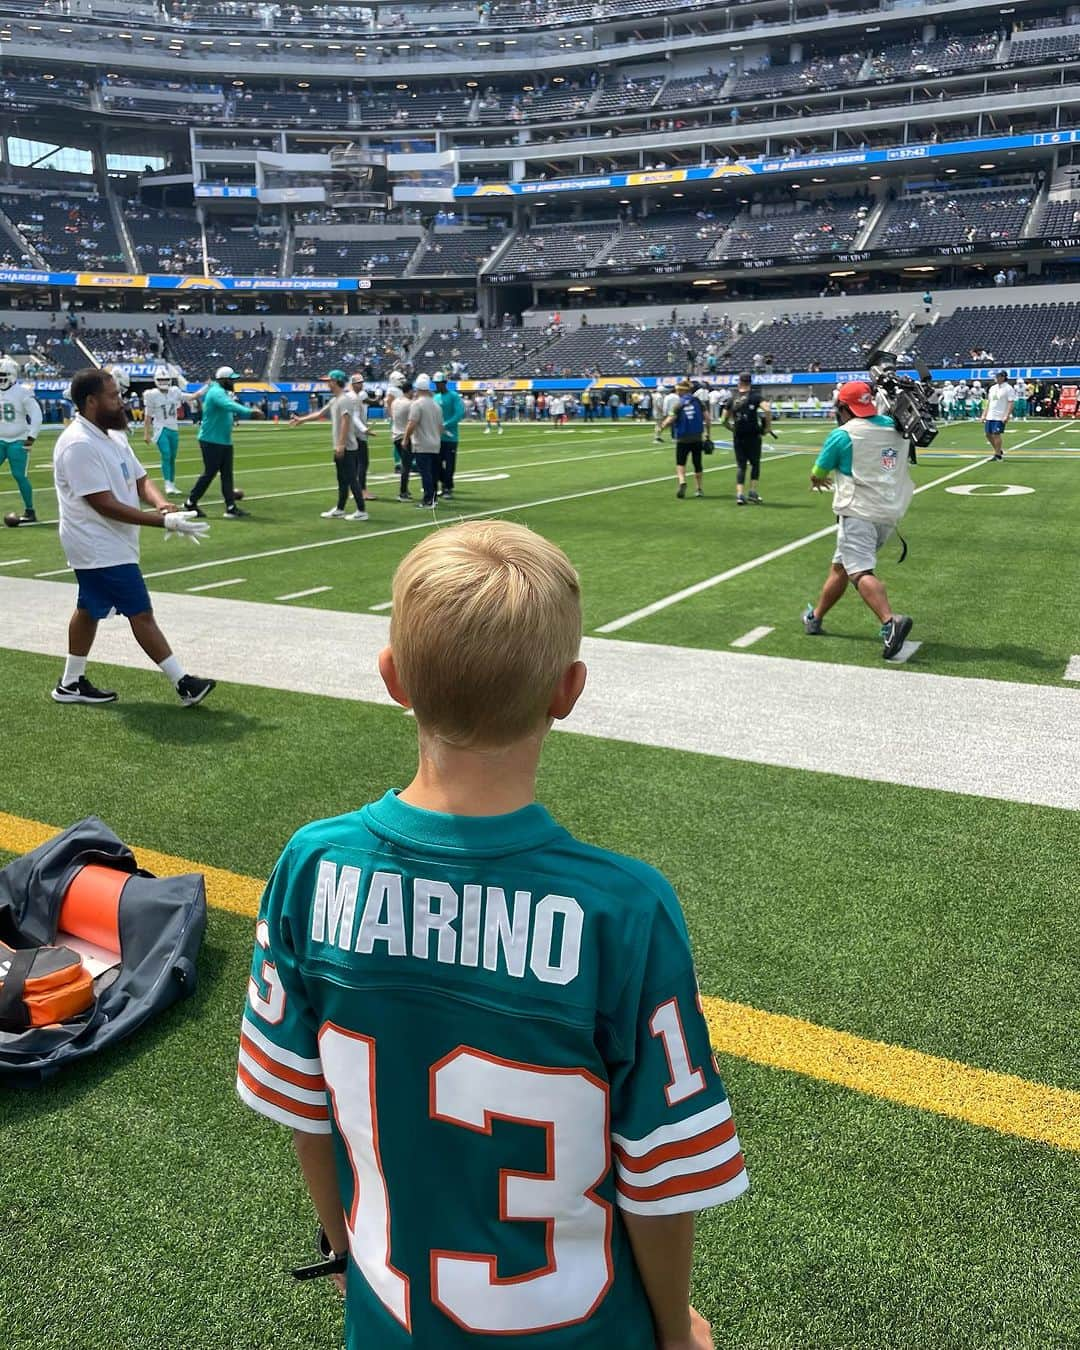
[
  {"xmin": 116, "ymin": 454, "xmax": 794, "ymax": 583},
  {"xmin": 3, "ymin": 578, "xmax": 1080, "ymax": 810},
  {"xmin": 186, "ymin": 577, "xmax": 246, "ymax": 593},
  {"xmin": 0, "ymin": 557, "xmax": 30, "ymax": 567},
  {"xmin": 731, "ymin": 626, "xmax": 773, "ymax": 649},
  {"xmin": 277, "ymin": 586, "xmax": 333, "ymax": 601},
  {"xmin": 370, "ymin": 600, "xmax": 393, "ymax": 611},
  {"xmin": 597, "ymin": 429, "xmax": 1060, "ymax": 634},
  {"xmin": 1065, "ymin": 656, "xmax": 1080, "ymax": 682},
  {"xmin": 889, "ymin": 640, "xmax": 922, "ymax": 664}
]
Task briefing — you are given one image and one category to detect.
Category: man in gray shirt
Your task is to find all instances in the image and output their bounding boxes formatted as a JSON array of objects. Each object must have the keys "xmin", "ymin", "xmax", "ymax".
[
  {"xmin": 403, "ymin": 373, "xmax": 445, "ymax": 509},
  {"xmin": 290, "ymin": 370, "xmax": 367, "ymax": 520}
]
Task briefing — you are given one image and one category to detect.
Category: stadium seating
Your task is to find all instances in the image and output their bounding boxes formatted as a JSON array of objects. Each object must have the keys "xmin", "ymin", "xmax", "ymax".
[
  {"xmin": 724, "ymin": 200, "xmax": 871, "ymax": 260},
  {"xmin": 1036, "ymin": 198, "xmax": 1080, "ymax": 237},
  {"xmin": 0, "ymin": 325, "xmax": 88, "ymax": 375},
  {"xmin": 867, "ymin": 32, "xmax": 1000, "ymax": 80},
  {"xmin": 912, "ymin": 303, "xmax": 1080, "ymax": 367},
  {"xmin": 415, "ymin": 226, "xmax": 508, "ymax": 275},
  {"xmin": 280, "ymin": 329, "xmax": 412, "ymax": 381},
  {"xmin": 871, "ymin": 189, "xmax": 1034, "ymax": 248},
  {"xmin": 497, "ymin": 222, "xmax": 620, "ymax": 272},
  {"xmin": 1009, "ymin": 31, "xmax": 1080, "ymax": 63},
  {"xmin": 204, "ymin": 227, "xmax": 283, "ymax": 277},
  {"xmin": 412, "ymin": 327, "xmax": 555, "ymax": 379},
  {"xmin": 732, "ymin": 53, "xmax": 862, "ymax": 101},
  {"xmin": 723, "ymin": 313, "xmax": 894, "ymax": 372},
  {"xmin": 592, "ymin": 75, "xmax": 665, "ymax": 113},
  {"xmin": 656, "ymin": 72, "xmax": 729, "ymax": 110},
  {"xmin": 537, "ymin": 323, "xmax": 732, "ymax": 376},
  {"xmin": 164, "ymin": 326, "xmax": 275, "ymax": 380},
  {"xmin": 599, "ymin": 212, "xmax": 734, "ymax": 269},
  {"xmin": 229, "ymin": 88, "xmax": 354, "ymax": 127},
  {"xmin": 292, "ymin": 237, "xmax": 419, "ymax": 277},
  {"xmin": 82, "ymin": 328, "xmax": 159, "ymax": 364},
  {"xmin": 0, "ymin": 193, "xmax": 124, "ymax": 271},
  {"xmin": 126, "ymin": 207, "xmax": 204, "ymax": 274}
]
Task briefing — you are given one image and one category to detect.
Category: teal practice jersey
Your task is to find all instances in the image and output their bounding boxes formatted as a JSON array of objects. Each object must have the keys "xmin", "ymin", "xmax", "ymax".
[{"xmin": 238, "ymin": 791, "xmax": 747, "ymax": 1348}]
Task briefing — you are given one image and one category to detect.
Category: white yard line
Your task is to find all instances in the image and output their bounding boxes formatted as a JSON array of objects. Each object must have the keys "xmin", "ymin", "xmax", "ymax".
[
  {"xmin": 596, "ymin": 429, "xmax": 1060, "ymax": 635},
  {"xmin": 369, "ymin": 600, "xmax": 393, "ymax": 611},
  {"xmin": 33, "ymin": 452, "xmax": 794, "ymax": 583},
  {"xmin": 276, "ymin": 585, "xmax": 333, "ymax": 601},
  {"xmin": 0, "ymin": 557, "xmax": 30, "ymax": 567},
  {"xmin": 186, "ymin": 577, "xmax": 247, "ymax": 593},
  {"xmin": 731, "ymin": 626, "xmax": 774, "ymax": 649}
]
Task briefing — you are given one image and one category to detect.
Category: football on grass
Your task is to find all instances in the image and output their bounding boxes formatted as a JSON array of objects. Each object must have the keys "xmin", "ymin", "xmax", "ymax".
[
  {"xmin": 3, "ymin": 512, "xmax": 20, "ymax": 528},
  {"xmin": 232, "ymin": 488, "xmax": 245, "ymax": 501}
]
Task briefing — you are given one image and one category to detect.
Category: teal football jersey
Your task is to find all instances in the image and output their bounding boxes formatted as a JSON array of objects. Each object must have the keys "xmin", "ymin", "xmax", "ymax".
[{"xmin": 238, "ymin": 791, "xmax": 747, "ymax": 1349}]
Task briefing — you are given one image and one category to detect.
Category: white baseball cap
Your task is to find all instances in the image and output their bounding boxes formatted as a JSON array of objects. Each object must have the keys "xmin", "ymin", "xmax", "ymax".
[
  {"xmin": 413, "ymin": 373, "xmax": 432, "ymax": 392},
  {"xmin": 215, "ymin": 366, "xmax": 238, "ymax": 380},
  {"xmin": 433, "ymin": 370, "xmax": 446, "ymax": 382},
  {"xmin": 389, "ymin": 370, "xmax": 404, "ymax": 385}
]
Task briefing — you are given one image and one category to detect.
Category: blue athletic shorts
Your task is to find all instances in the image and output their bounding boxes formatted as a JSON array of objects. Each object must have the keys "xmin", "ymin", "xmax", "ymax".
[
  {"xmin": 984, "ymin": 420, "xmax": 1006, "ymax": 436},
  {"xmin": 74, "ymin": 563, "xmax": 152, "ymax": 620}
]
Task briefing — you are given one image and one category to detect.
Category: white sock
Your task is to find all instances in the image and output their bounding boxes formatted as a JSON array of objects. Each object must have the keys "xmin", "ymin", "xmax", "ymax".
[
  {"xmin": 159, "ymin": 654, "xmax": 185, "ymax": 686},
  {"xmin": 62, "ymin": 655, "xmax": 87, "ymax": 686}
]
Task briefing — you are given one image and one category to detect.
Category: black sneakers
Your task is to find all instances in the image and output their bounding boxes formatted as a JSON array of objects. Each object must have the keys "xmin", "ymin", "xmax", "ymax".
[
  {"xmin": 676, "ymin": 483, "xmax": 687, "ymax": 499},
  {"xmin": 881, "ymin": 615, "xmax": 914, "ymax": 660},
  {"xmin": 20, "ymin": 508, "xmax": 37, "ymax": 523},
  {"xmin": 182, "ymin": 501, "xmax": 206, "ymax": 517},
  {"xmin": 51, "ymin": 676, "xmax": 118, "ymax": 705},
  {"xmin": 224, "ymin": 506, "xmax": 249, "ymax": 519},
  {"xmin": 177, "ymin": 675, "xmax": 216, "ymax": 707}
]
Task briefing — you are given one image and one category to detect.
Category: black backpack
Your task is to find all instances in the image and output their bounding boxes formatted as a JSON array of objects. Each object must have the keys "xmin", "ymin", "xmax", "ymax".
[{"xmin": 731, "ymin": 391, "xmax": 763, "ymax": 439}]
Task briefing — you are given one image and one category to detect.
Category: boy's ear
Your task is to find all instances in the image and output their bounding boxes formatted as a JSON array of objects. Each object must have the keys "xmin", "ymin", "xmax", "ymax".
[
  {"xmin": 378, "ymin": 646, "xmax": 412, "ymax": 710},
  {"xmin": 549, "ymin": 660, "xmax": 587, "ymax": 723}
]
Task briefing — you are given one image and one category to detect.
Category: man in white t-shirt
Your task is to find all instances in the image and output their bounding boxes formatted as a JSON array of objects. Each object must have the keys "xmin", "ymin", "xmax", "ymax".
[
  {"xmin": 289, "ymin": 370, "xmax": 368, "ymax": 521},
  {"xmin": 984, "ymin": 370, "xmax": 1015, "ymax": 461},
  {"xmin": 654, "ymin": 383, "xmax": 681, "ymax": 443},
  {"xmin": 51, "ymin": 368, "xmax": 215, "ymax": 707}
]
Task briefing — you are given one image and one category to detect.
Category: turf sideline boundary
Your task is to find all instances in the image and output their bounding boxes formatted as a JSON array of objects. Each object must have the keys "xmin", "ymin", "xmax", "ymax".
[{"xmin": 1, "ymin": 807, "xmax": 1076, "ymax": 1153}]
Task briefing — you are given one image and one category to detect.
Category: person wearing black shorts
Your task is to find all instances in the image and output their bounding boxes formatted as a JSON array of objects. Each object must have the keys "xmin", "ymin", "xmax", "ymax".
[
  {"xmin": 723, "ymin": 372, "xmax": 772, "ymax": 505},
  {"xmin": 660, "ymin": 378, "xmax": 710, "ymax": 499}
]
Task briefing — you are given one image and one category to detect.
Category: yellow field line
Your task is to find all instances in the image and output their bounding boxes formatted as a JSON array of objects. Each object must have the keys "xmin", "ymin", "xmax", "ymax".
[{"xmin": 3, "ymin": 810, "xmax": 1077, "ymax": 1152}]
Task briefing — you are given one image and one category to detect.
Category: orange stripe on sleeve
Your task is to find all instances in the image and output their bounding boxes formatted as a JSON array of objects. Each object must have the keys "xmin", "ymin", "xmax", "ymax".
[
  {"xmin": 240, "ymin": 1028, "xmax": 326, "ymax": 1093},
  {"xmin": 614, "ymin": 1117, "xmax": 737, "ymax": 1175},
  {"xmin": 237, "ymin": 1063, "xmax": 329, "ymax": 1122},
  {"xmin": 616, "ymin": 1150, "xmax": 746, "ymax": 1203}
]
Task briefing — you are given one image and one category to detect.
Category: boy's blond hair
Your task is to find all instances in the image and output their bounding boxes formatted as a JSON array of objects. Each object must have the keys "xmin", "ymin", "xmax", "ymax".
[{"xmin": 390, "ymin": 521, "xmax": 581, "ymax": 748}]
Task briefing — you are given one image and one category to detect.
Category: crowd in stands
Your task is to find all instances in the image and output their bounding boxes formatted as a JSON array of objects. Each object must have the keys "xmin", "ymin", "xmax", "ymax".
[
  {"xmin": 416, "ymin": 225, "xmax": 507, "ymax": 274},
  {"xmin": 873, "ymin": 189, "xmax": 1033, "ymax": 248},
  {"xmin": 727, "ymin": 199, "xmax": 870, "ymax": 260},
  {"xmin": 0, "ymin": 193, "xmax": 124, "ymax": 271},
  {"xmin": 498, "ymin": 222, "xmax": 619, "ymax": 272},
  {"xmin": 537, "ymin": 322, "xmax": 733, "ymax": 376},
  {"xmin": 412, "ymin": 326, "xmax": 553, "ymax": 379},
  {"xmin": 600, "ymin": 210, "xmax": 732, "ymax": 268},
  {"xmin": 293, "ymin": 237, "xmax": 419, "ymax": 276},
  {"xmin": 0, "ymin": 322, "xmax": 86, "ymax": 375},
  {"xmin": 281, "ymin": 323, "xmax": 413, "ymax": 379},
  {"xmin": 733, "ymin": 51, "xmax": 862, "ymax": 100},
  {"xmin": 166, "ymin": 326, "xmax": 275, "ymax": 380},
  {"xmin": 126, "ymin": 207, "xmax": 204, "ymax": 274},
  {"xmin": 204, "ymin": 227, "xmax": 282, "ymax": 277},
  {"xmin": 868, "ymin": 32, "xmax": 1001, "ymax": 80}
]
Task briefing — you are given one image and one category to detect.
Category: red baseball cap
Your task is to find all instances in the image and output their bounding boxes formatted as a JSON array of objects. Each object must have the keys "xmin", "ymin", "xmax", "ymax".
[{"xmin": 836, "ymin": 380, "xmax": 876, "ymax": 417}]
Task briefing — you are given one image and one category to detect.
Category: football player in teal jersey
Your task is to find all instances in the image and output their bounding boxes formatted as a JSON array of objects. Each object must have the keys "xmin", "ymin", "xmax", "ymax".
[
  {"xmin": 0, "ymin": 355, "xmax": 42, "ymax": 523},
  {"xmin": 238, "ymin": 521, "xmax": 747, "ymax": 1350}
]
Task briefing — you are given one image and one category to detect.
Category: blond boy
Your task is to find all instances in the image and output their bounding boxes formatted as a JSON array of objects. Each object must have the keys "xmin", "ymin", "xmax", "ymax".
[{"xmin": 237, "ymin": 521, "xmax": 747, "ymax": 1350}]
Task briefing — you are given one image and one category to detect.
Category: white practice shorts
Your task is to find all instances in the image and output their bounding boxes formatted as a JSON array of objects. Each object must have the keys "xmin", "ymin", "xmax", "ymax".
[{"xmin": 832, "ymin": 516, "xmax": 894, "ymax": 575}]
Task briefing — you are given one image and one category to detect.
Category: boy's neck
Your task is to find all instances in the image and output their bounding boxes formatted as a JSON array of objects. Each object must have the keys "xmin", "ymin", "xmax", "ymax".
[{"xmin": 399, "ymin": 734, "xmax": 542, "ymax": 818}]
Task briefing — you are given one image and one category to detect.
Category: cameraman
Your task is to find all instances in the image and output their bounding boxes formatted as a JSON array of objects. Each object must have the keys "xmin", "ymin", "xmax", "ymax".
[
  {"xmin": 723, "ymin": 372, "xmax": 772, "ymax": 506},
  {"xmin": 803, "ymin": 381, "xmax": 914, "ymax": 660}
]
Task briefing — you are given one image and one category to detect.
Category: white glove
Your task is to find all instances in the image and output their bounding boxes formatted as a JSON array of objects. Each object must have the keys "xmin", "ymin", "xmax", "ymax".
[{"xmin": 163, "ymin": 510, "xmax": 210, "ymax": 545}]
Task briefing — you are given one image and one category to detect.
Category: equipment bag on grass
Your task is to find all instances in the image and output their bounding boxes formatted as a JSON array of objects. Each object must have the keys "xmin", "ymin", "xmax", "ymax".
[{"xmin": 0, "ymin": 816, "xmax": 206, "ymax": 1085}]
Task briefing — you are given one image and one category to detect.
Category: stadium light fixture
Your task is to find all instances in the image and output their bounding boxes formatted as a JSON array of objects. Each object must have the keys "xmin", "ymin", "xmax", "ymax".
[
  {"xmin": 673, "ymin": 192, "xmax": 684, "ymax": 197},
  {"xmin": 829, "ymin": 270, "xmax": 856, "ymax": 277},
  {"xmin": 619, "ymin": 199, "xmax": 630, "ymax": 204},
  {"xmin": 944, "ymin": 167, "xmax": 957, "ymax": 173},
  {"xmin": 870, "ymin": 174, "xmax": 881, "ymax": 180},
  {"xmin": 199, "ymin": 39, "xmax": 213, "ymax": 46},
  {"xmin": 141, "ymin": 34, "xmax": 156, "ymax": 41},
  {"xmin": 692, "ymin": 279, "xmax": 716, "ymax": 286},
  {"xmin": 42, "ymin": 72, "xmax": 53, "ymax": 79},
  {"xmin": 57, "ymin": 25, "xmax": 72, "ymax": 31},
  {"xmin": 228, "ymin": 40, "xmax": 242, "ymax": 46},
  {"xmin": 979, "ymin": 163, "xmax": 996, "ymax": 169},
  {"xmin": 423, "ymin": 42, "xmax": 437, "ymax": 48},
  {"xmin": 298, "ymin": 82, "xmax": 310, "ymax": 88},
  {"xmin": 812, "ymin": 177, "xmax": 826, "ymax": 182},
  {"xmin": 27, "ymin": 23, "xmax": 40, "ymax": 29}
]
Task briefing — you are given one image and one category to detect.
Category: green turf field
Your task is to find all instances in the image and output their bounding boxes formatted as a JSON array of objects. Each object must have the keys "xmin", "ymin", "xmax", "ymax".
[
  {"xmin": 3, "ymin": 414, "xmax": 1079, "ymax": 685},
  {"xmin": 1, "ymin": 411, "xmax": 1078, "ymax": 1349}
]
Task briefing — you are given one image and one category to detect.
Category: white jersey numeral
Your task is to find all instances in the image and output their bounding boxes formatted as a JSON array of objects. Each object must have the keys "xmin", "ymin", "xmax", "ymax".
[
  {"xmin": 430, "ymin": 1049, "xmax": 612, "ymax": 1334},
  {"xmin": 246, "ymin": 918, "xmax": 285, "ymax": 1025},
  {"xmin": 318, "ymin": 1034, "xmax": 613, "ymax": 1337},
  {"xmin": 649, "ymin": 998, "xmax": 706, "ymax": 1106},
  {"xmin": 319, "ymin": 1026, "xmax": 412, "ymax": 1330}
]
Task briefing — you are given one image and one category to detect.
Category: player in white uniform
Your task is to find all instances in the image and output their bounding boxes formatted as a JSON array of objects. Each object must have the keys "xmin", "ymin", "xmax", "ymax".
[
  {"xmin": 143, "ymin": 367, "xmax": 196, "ymax": 496},
  {"xmin": 0, "ymin": 355, "xmax": 43, "ymax": 524}
]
